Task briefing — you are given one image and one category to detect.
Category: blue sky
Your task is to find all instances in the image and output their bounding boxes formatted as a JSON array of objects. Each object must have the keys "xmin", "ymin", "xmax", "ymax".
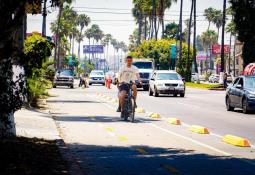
[{"xmin": 27, "ymin": 0, "xmax": 230, "ymax": 57}]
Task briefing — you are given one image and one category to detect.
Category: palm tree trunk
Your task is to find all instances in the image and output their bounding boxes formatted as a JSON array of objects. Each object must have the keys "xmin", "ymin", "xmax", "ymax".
[
  {"xmin": 220, "ymin": 0, "xmax": 227, "ymax": 73},
  {"xmin": 88, "ymin": 38, "xmax": 91, "ymax": 63},
  {"xmin": 78, "ymin": 41, "xmax": 81, "ymax": 60},
  {"xmin": 72, "ymin": 31, "xmax": 75, "ymax": 57},
  {"xmin": 153, "ymin": 0, "xmax": 157, "ymax": 40},
  {"xmin": 161, "ymin": 17, "xmax": 165, "ymax": 38},
  {"xmin": 179, "ymin": 0, "xmax": 183, "ymax": 61},
  {"xmin": 56, "ymin": 3, "xmax": 63, "ymax": 69},
  {"xmin": 144, "ymin": 16, "xmax": 147, "ymax": 40},
  {"xmin": 217, "ymin": 27, "xmax": 220, "ymax": 43},
  {"xmin": 228, "ymin": 33, "xmax": 232, "ymax": 74},
  {"xmin": 187, "ymin": 0, "xmax": 194, "ymax": 81},
  {"xmin": 138, "ymin": 13, "xmax": 142, "ymax": 45}
]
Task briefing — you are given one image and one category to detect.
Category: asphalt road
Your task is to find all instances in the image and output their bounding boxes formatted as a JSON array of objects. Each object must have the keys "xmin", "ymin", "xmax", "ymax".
[{"xmin": 48, "ymin": 83, "xmax": 255, "ymax": 175}]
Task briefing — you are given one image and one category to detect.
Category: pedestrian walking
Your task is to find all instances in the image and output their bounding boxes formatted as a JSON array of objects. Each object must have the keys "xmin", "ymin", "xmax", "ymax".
[{"xmin": 223, "ymin": 72, "xmax": 228, "ymax": 89}]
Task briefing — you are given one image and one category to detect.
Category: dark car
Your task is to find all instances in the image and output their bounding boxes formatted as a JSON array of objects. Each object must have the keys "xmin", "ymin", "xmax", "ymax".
[
  {"xmin": 226, "ymin": 76, "xmax": 255, "ymax": 114},
  {"xmin": 53, "ymin": 69, "xmax": 74, "ymax": 88}
]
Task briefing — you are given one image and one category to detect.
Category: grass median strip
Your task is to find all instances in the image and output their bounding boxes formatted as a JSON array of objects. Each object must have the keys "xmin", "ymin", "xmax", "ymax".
[{"xmin": 186, "ymin": 82, "xmax": 223, "ymax": 89}]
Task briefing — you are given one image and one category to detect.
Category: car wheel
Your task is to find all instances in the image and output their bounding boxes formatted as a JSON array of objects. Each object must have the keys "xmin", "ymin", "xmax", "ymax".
[
  {"xmin": 180, "ymin": 93, "xmax": 185, "ymax": 97},
  {"xmin": 53, "ymin": 85, "xmax": 56, "ymax": 88},
  {"xmin": 102, "ymin": 83, "xmax": 105, "ymax": 86},
  {"xmin": 226, "ymin": 96, "xmax": 234, "ymax": 111},
  {"xmin": 89, "ymin": 83, "xmax": 92, "ymax": 86},
  {"xmin": 70, "ymin": 85, "xmax": 74, "ymax": 89},
  {"xmin": 173, "ymin": 93, "xmax": 177, "ymax": 97},
  {"xmin": 149, "ymin": 87, "xmax": 153, "ymax": 96},
  {"xmin": 242, "ymin": 98, "xmax": 249, "ymax": 114},
  {"xmin": 153, "ymin": 87, "xmax": 159, "ymax": 97}
]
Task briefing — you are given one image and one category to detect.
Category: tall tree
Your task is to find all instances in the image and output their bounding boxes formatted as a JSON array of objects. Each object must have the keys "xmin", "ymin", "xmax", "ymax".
[
  {"xmin": 203, "ymin": 7, "xmax": 216, "ymax": 30},
  {"xmin": 230, "ymin": 0, "xmax": 255, "ymax": 68},
  {"xmin": 102, "ymin": 34, "xmax": 112, "ymax": 63},
  {"xmin": 77, "ymin": 14, "xmax": 90, "ymax": 59},
  {"xmin": 164, "ymin": 22, "xmax": 178, "ymax": 39},
  {"xmin": 212, "ymin": 10, "xmax": 223, "ymax": 42}
]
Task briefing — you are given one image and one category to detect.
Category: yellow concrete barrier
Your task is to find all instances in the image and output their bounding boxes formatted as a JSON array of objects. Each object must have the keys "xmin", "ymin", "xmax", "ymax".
[
  {"xmin": 106, "ymin": 97, "xmax": 112, "ymax": 101},
  {"xmin": 222, "ymin": 134, "xmax": 251, "ymax": 147},
  {"xmin": 150, "ymin": 113, "xmax": 161, "ymax": 119},
  {"xmin": 190, "ymin": 125, "xmax": 209, "ymax": 134},
  {"xmin": 167, "ymin": 118, "xmax": 181, "ymax": 125},
  {"xmin": 136, "ymin": 107, "xmax": 145, "ymax": 113}
]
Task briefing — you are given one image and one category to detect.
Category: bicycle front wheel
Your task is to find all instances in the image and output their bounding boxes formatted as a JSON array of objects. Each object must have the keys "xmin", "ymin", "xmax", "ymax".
[{"xmin": 130, "ymin": 98, "xmax": 135, "ymax": 123}]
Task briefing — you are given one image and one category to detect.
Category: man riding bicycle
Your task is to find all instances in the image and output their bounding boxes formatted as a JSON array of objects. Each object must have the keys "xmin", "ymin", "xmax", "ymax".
[{"xmin": 117, "ymin": 56, "xmax": 141, "ymax": 115}]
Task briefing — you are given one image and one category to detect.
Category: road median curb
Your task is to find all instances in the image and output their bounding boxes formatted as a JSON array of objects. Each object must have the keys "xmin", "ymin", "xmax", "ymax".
[
  {"xmin": 149, "ymin": 113, "xmax": 161, "ymax": 119},
  {"xmin": 136, "ymin": 107, "xmax": 145, "ymax": 113},
  {"xmin": 222, "ymin": 134, "xmax": 251, "ymax": 147},
  {"xmin": 167, "ymin": 118, "xmax": 181, "ymax": 125},
  {"xmin": 190, "ymin": 125, "xmax": 209, "ymax": 134}
]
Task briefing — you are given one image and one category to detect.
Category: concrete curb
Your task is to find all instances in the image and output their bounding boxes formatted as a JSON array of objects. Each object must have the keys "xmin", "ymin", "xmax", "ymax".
[{"xmin": 222, "ymin": 134, "xmax": 251, "ymax": 147}]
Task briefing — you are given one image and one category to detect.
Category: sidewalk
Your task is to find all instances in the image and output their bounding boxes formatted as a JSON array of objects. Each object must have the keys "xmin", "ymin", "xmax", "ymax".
[
  {"xmin": 14, "ymin": 107, "xmax": 84, "ymax": 175},
  {"xmin": 15, "ymin": 108, "xmax": 60, "ymax": 140}
]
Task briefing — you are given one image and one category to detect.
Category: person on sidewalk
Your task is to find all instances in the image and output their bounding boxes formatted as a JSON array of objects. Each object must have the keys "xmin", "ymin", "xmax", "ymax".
[{"xmin": 223, "ymin": 73, "xmax": 228, "ymax": 89}]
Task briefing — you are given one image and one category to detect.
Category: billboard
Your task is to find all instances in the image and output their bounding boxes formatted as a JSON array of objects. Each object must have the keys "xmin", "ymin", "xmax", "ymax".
[
  {"xmin": 83, "ymin": 45, "xmax": 104, "ymax": 54},
  {"xmin": 212, "ymin": 44, "xmax": 230, "ymax": 54},
  {"xmin": 196, "ymin": 52, "xmax": 208, "ymax": 61}
]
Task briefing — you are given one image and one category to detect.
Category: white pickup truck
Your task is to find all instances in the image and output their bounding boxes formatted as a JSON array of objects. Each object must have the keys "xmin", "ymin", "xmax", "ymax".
[{"xmin": 132, "ymin": 60, "xmax": 154, "ymax": 91}]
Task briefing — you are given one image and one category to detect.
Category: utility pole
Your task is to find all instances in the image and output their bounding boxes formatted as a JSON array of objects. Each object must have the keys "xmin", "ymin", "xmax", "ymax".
[
  {"xmin": 179, "ymin": 0, "xmax": 183, "ymax": 62},
  {"xmin": 153, "ymin": 0, "xmax": 157, "ymax": 40},
  {"xmin": 193, "ymin": 0, "xmax": 198, "ymax": 81},
  {"xmin": 220, "ymin": 0, "xmax": 227, "ymax": 76},
  {"xmin": 42, "ymin": 0, "xmax": 47, "ymax": 37}
]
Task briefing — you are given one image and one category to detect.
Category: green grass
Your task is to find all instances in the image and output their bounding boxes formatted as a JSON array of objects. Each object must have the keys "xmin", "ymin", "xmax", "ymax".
[{"xmin": 186, "ymin": 82, "xmax": 224, "ymax": 89}]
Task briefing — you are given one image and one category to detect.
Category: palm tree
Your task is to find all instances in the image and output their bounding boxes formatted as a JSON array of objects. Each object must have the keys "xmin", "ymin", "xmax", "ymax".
[
  {"xmin": 203, "ymin": 7, "xmax": 216, "ymax": 30},
  {"xmin": 111, "ymin": 38, "xmax": 118, "ymax": 71},
  {"xmin": 179, "ymin": 0, "xmax": 184, "ymax": 61},
  {"xmin": 201, "ymin": 30, "xmax": 218, "ymax": 71},
  {"xmin": 77, "ymin": 14, "xmax": 91, "ymax": 59},
  {"xmin": 212, "ymin": 10, "xmax": 223, "ymax": 42},
  {"xmin": 187, "ymin": 0, "xmax": 194, "ymax": 81},
  {"xmin": 102, "ymin": 34, "xmax": 112, "ymax": 62}
]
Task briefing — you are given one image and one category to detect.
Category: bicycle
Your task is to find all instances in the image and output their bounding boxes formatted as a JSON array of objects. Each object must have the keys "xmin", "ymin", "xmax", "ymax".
[{"xmin": 120, "ymin": 82, "xmax": 136, "ymax": 123}]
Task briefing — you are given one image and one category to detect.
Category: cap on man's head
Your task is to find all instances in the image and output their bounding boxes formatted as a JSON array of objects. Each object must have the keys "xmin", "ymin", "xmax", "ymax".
[{"xmin": 126, "ymin": 56, "xmax": 133, "ymax": 59}]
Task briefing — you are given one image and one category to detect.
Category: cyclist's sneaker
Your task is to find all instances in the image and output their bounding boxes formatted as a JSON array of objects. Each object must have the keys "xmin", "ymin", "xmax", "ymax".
[{"xmin": 116, "ymin": 105, "xmax": 121, "ymax": 112}]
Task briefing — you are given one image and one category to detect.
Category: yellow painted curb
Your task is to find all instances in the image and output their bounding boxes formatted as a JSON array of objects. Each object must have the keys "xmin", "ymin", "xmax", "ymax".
[
  {"xmin": 106, "ymin": 127, "xmax": 114, "ymax": 132},
  {"xmin": 222, "ymin": 135, "xmax": 251, "ymax": 147},
  {"xmin": 190, "ymin": 125, "xmax": 209, "ymax": 134},
  {"xmin": 136, "ymin": 107, "xmax": 145, "ymax": 113},
  {"xmin": 150, "ymin": 113, "xmax": 161, "ymax": 119},
  {"xmin": 167, "ymin": 118, "xmax": 181, "ymax": 125}
]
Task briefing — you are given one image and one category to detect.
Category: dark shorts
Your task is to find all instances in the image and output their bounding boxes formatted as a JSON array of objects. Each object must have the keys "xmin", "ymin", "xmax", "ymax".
[{"xmin": 119, "ymin": 83, "xmax": 130, "ymax": 92}]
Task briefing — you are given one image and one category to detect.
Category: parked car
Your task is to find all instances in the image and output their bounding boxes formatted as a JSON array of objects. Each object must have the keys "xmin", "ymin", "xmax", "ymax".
[
  {"xmin": 209, "ymin": 74, "xmax": 220, "ymax": 83},
  {"xmin": 243, "ymin": 63, "xmax": 255, "ymax": 75},
  {"xmin": 226, "ymin": 76, "xmax": 255, "ymax": 114},
  {"xmin": 149, "ymin": 70, "xmax": 185, "ymax": 97},
  {"xmin": 53, "ymin": 69, "xmax": 74, "ymax": 88},
  {"xmin": 191, "ymin": 73, "xmax": 205, "ymax": 82},
  {"xmin": 89, "ymin": 70, "xmax": 105, "ymax": 85}
]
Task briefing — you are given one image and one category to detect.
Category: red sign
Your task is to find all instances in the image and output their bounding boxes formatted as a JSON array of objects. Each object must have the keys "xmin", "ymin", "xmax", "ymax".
[{"xmin": 212, "ymin": 44, "xmax": 230, "ymax": 54}]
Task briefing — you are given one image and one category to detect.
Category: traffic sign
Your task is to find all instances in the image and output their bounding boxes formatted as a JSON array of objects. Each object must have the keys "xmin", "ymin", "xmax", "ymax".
[
  {"xmin": 170, "ymin": 44, "xmax": 177, "ymax": 59},
  {"xmin": 83, "ymin": 45, "xmax": 104, "ymax": 54}
]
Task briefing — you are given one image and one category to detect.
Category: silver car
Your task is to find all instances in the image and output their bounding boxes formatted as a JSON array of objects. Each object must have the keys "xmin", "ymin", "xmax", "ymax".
[
  {"xmin": 149, "ymin": 70, "xmax": 185, "ymax": 97},
  {"xmin": 89, "ymin": 70, "xmax": 105, "ymax": 85}
]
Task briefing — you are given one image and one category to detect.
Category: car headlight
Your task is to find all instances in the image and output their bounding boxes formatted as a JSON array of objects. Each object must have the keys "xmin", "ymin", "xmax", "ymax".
[
  {"xmin": 179, "ymin": 84, "xmax": 184, "ymax": 87},
  {"xmin": 247, "ymin": 93, "xmax": 255, "ymax": 98},
  {"xmin": 157, "ymin": 83, "xmax": 164, "ymax": 86}
]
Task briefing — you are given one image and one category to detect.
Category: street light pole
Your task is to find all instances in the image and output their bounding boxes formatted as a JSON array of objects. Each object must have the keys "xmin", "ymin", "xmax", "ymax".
[
  {"xmin": 179, "ymin": 0, "xmax": 183, "ymax": 62},
  {"xmin": 193, "ymin": 0, "xmax": 198, "ymax": 74}
]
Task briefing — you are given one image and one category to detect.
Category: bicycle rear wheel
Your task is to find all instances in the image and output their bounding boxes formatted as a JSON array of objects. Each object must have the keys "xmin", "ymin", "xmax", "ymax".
[{"xmin": 122, "ymin": 100, "xmax": 128, "ymax": 121}]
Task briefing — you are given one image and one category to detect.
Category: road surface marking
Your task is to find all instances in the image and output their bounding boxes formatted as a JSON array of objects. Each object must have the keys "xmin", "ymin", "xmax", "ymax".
[
  {"xmin": 118, "ymin": 135, "xmax": 128, "ymax": 142},
  {"xmin": 106, "ymin": 127, "xmax": 114, "ymax": 132},
  {"xmin": 147, "ymin": 122, "xmax": 232, "ymax": 156},
  {"xmin": 161, "ymin": 164, "xmax": 179, "ymax": 174},
  {"xmin": 136, "ymin": 148, "xmax": 148, "ymax": 155}
]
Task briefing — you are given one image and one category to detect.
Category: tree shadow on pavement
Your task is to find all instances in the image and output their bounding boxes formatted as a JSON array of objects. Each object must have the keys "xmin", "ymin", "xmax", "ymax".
[
  {"xmin": 47, "ymin": 100, "xmax": 100, "ymax": 104},
  {"xmin": 53, "ymin": 115, "xmax": 158, "ymax": 123},
  {"xmin": 67, "ymin": 143, "xmax": 255, "ymax": 175}
]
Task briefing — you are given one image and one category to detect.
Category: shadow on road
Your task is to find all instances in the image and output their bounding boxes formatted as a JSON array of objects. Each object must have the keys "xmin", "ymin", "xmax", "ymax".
[
  {"xmin": 68, "ymin": 143, "xmax": 255, "ymax": 175},
  {"xmin": 53, "ymin": 115, "xmax": 158, "ymax": 123},
  {"xmin": 47, "ymin": 100, "xmax": 100, "ymax": 104}
]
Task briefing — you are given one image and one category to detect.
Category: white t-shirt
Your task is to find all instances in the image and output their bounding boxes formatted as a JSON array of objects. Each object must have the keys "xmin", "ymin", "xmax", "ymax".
[{"xmin": 118, "ymin": 65, "xmax": 139, "ymax": 83}]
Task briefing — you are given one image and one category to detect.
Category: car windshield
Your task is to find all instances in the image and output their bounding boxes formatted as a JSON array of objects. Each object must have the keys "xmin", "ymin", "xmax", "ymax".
[
  {"xmin": 133, "ymin": 62, "xmax": 153, "ymax": 69},
  {"xmin": 91, "ymin": 72, "xmax": 104, "ymax": 76},
  {"xmin": 245, "ymin": 77, "xmax": 255, "ymax": 89},
  {"xmin": 156, "ymin": 73, "xmax": 180, "ymax": 80},
  {"xmin": 58, "ymin": 70, "xmax": 73, "ymax": 76}
]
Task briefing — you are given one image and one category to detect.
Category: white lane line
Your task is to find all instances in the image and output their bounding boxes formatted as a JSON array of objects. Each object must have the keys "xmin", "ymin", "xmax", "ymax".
[{"xmin": 147, "ymin": 122, "xmax": 232, "ymax": 156}]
